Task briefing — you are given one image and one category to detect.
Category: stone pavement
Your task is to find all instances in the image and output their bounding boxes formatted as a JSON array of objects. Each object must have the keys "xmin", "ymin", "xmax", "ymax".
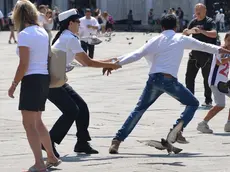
[{"xmin": 0, "ymin": 31, "xmax": 230, "ymax": 172}]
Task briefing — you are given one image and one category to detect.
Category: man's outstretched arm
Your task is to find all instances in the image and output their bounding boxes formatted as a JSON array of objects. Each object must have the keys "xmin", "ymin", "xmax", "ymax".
[
  {"xmin": 117, "ymin": 43, "xmax": 152, "ymax": 66},
  {"xmin": 183, "ymin": 36, "xmax": 230, "ymax": 55}
]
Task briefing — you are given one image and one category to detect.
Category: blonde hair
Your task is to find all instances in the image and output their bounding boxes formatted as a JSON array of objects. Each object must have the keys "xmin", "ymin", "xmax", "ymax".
[
  {"xmin": 12, "ymin": 0, "xmax": 39, "ymax": 32},
  {"xmin": 102, "ymin": 11, "xmax": 108, "ymax": 18}
]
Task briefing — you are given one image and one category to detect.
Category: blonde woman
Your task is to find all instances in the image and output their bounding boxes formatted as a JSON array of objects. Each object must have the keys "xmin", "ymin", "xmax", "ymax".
[
  {"xmin": 8, "ymin": 0, "xmax": 61, "ymax": 171},
  {"xmin": 101, "ymin": 11, "xmax": 108, "ymax": 33}
]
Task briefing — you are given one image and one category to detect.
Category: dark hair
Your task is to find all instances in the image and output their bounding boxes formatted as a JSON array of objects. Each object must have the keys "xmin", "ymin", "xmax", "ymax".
[
  {"xmin": 85, "ymin": 8, "xmax": 91, "ymax": 13},
  {"xmin": 52, "ymin": 15, "xmax": 79, "ymax": 45},
  {"xmin": 225, "ymin": 32, "xmax": 230, "ymax": 40},
  {"xmin": 160, "ymin": 14, "xmax": 177, "ymax": 30},
  {"xmin": 38, "ymin": 5, "xmax": 46, "ymax": 11}
]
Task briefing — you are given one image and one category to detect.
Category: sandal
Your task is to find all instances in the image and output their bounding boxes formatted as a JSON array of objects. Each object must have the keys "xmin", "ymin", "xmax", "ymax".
[
  {"xmin": 28, "ymin": 166, "xmax": 49, "ymax": 172},
  {"xmin": 46, "ymin": 159, "xmax": 62, "ymax": 169}
]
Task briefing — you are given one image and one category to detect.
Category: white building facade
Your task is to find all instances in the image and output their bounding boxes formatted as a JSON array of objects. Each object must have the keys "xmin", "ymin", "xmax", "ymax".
[
  {"xmin": 51, "ymin": 0, "xmax": 205, "ymax": 24},
  {"xmin": 96, "ymin": 0, "xmax": 205, "ymax": 24},
  {"xmin": 0, "ymin": 0, "xmax": 204, "ymax": 23}
]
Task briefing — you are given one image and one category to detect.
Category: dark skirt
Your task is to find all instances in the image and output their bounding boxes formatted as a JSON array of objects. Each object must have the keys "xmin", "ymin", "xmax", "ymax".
[
  {"xmin": 19, "ymin": 74, "xmax": 50, "ymax": 112},
  {"xmin": 106, "ymin": 22, "xmax": 113, "ymax": 30}
]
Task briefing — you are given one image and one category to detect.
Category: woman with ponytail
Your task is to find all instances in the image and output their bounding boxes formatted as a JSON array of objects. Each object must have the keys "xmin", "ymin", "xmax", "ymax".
[{"xmin": 42, "ymin": 9, "xmax": 120, "ymax": 157}]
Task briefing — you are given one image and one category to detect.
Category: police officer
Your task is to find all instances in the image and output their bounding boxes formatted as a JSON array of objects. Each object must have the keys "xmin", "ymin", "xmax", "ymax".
[
  {"xmin": 42, "ymin": 9, "xmax": 120, "ymax": 157},
  {"xmin": 183, "ymin": 3, "xmax": 218, "ymax": 107}
]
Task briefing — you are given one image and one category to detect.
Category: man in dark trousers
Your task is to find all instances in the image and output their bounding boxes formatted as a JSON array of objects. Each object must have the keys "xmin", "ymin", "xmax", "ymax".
[
  {"xmin": 79, "ymin": 8, "xmax": 100, "ymax": 59},
  {"xmin": 183, "ymin": 3, "xmax": 217, "ymax": 107}
]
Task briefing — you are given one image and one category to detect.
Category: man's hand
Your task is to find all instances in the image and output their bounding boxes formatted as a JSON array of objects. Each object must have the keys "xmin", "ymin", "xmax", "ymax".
[
  {"xmin": 182, "ymin": 28, "xmax": 189, "ymax": 35},
  {"xmin": 99, "ymin": 57, "xmax": 118, "ymax": 63},
  {"xmin": 217, "ymin": 58, "xmax": 230, "ymax": 65},
  {"xmin": 87, "ymin": 25, "xmax": 92, "ymax": 29},
  {"xmin": 183, "ymin": 28, "xmax": 198, "ymax": 35},
  {"xmin": 192, "ymin": 27, "xmax": 202, "ymax": 34},
  {"xmin": 219, "ymin": 47, "xmax": 230, "ymax": 54}
]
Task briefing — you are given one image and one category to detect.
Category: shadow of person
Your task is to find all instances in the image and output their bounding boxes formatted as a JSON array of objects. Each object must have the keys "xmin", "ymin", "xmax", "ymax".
[
  {"xmin": 60, "ymin": 154, "xmax": 126, "ymax": 162},
  {"xmin": 139, "ymin": 161, "xmax": 186, "ymax": 167},
  {"xmin": 213, "ymin": 133, "xmax": 230, "ymax": 136}
]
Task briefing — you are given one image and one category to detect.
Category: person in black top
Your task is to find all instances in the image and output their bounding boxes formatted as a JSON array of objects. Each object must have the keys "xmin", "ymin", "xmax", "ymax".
[{"xmin": 183, "ymin": 3, "xmax": 217, "ymax": 107}]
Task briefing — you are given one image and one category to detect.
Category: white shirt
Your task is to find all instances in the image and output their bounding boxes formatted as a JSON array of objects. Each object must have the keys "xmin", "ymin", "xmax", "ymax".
[
  {"xmin": 0, "ymin": 10, "xmax": 4, "ymax": 19},
  {"xmin": 52, "ymin": 30, "xmax": 84, "ymax": 66},
  {"xmin": 17, "ymin": 25, "xmax": 49, "ymax": 76},
  {"xmin": 44, "ymin": 20, "xmax": 54, "ymax": 31},
  {"xmin": 79, "ymin": 16, "xmax": 100, "ymax": 43},
  {"xmin": 38, "ymin": 13, "xmax": 47, "ymax": 27},
  {"xmin": 220, "ymin": 13, "xmax": 225, "ymax": 23},
  {"xmin": 209, "ymin": 54, "xmax": 230, "ymax": 86},
  {"xmin": 118, "ymin": 30, "xmax": 220, "ymax": 78},
  {"xmin": 101, "ymin": 16, "xmax": 107, "ymax": 26},
  {"xmin": 215, "ymin": 12, "xmax": 222, "ymax": 22}
]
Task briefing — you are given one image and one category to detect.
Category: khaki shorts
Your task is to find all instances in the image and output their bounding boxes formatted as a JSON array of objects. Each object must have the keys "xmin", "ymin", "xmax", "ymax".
[{"xmin": 211, "ymin": 86, "xmax": 230, "ymax": 107}]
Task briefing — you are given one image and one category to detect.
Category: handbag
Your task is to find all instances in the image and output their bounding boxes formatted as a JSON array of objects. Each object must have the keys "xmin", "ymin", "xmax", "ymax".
[
  {"xmin": 88, "ymin": 35, "xmax": 102, "ymax": 45},
  {"xmin": 48, "ymin": 46, "xmax": 68, "ymax": 88}
]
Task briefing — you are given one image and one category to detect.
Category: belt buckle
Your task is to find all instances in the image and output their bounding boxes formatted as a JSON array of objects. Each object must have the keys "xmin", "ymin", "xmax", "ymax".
[{"xmin": 163, "ymin": 73, "xmax": 172, "ymax": 78}]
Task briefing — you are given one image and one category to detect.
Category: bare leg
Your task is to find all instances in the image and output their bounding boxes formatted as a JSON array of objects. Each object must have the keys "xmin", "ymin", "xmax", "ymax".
[
  {"xmin": 11, "ymin": 29, "xmax": 16, "ymax": 42},
  {"xmin": 204, "ymin": 106, "xmax": 224, "ymax": 121},
  {"xmin": 35, "ymin": 112, "xmax": 59, "ymax": 163},
  {"xmin": 227, "ymin": 109, "xmax": 230, "ymax": 121},
  {"xmin": 102, "ymin": 26, "xmax": 106, "ymax": 33},
  {"xmin": 22, "ymin": 110, "xmax": 46, "ymax": 170},
  {"xmin": 9, "ymin": 31, "xmax": 13, "ymax": 41}
]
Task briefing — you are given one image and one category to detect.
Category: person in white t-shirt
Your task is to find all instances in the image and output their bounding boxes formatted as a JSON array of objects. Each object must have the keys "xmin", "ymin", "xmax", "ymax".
[
  {"xmin": 197, "ymin": 32, "xmax": 230, "ymax": 133},
  {"xmin": 42, "ymin": 9, "xmax": 120, "ymax": 158},
  {"xmin": 106, "ymin": 14, "xmax": 230, "ymax": 154},
  {"xmin": 79, "ymin": 8, "xmax": 100, "ymax": 59},
  {"xmin": 8, "ymin": 1, "xmax": 61, "ymax": 171},
  {"xmin": 38, "ymin": 5, "xmax": 48, "ymax": 27}
]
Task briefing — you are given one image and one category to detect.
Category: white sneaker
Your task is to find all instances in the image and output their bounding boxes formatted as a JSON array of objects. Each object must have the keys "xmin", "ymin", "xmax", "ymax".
[
  {"xmin": 197, "ymin": 122, "xmax": 213, "ymax": 133},
  {"xmin": 224, "ymin": 122, "xmax": 230, "ymax": 132}
]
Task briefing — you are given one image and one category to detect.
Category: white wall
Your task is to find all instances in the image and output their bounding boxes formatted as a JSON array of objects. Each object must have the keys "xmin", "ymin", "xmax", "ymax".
[
  {"xmin": 97, "ymin": 0, "xmax": 146, "ymax": 23},
  {"xmin": 52, "ymin": 0, "xmax": 68, "ymax": 12}
]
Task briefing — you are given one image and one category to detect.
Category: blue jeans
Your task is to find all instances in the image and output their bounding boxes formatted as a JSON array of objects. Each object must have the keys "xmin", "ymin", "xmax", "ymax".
[{"xmin": 115, "ymin": 73, "xmax": 199, "ymax": 141}]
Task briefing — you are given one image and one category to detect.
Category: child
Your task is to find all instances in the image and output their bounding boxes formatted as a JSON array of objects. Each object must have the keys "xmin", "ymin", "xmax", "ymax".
[{"xmin": 197, "ymin": 32, "xmax": 230, "ymax": 133}]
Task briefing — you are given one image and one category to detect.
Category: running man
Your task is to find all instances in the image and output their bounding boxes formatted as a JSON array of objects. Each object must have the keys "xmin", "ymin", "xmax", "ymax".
[{"xmin": 105, "ymin": 14, "xmax": 230, "ymax": 154}]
